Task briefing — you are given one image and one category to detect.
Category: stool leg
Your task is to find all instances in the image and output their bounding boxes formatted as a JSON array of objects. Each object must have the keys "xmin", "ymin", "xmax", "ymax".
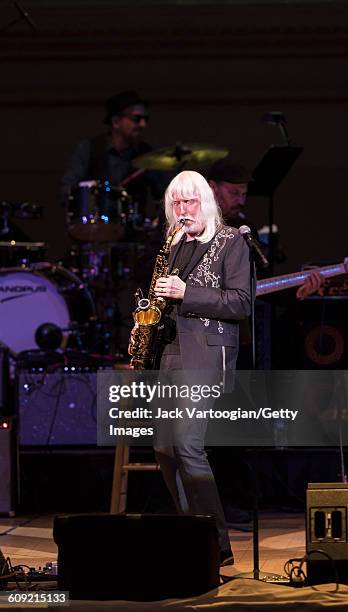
[{"xmin": 110, "ymin": 446, "xmax": 129, "ymax": 513}]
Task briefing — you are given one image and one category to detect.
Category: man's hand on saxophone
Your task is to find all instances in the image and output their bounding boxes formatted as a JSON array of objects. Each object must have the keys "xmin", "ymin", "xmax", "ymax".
[{"xmin": 155, "ymin": 275, "xmax": 186, "ymax": 300}]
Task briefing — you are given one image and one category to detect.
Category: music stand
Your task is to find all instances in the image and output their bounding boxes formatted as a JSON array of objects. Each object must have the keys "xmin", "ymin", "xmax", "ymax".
[{"xmin": 248, "ymin": 145, "xmax": 303, "ymax": 275}]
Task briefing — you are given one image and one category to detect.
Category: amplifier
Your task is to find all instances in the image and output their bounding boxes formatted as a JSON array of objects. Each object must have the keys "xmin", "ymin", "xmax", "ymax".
[
  {"xmin": 306, "ymin": 482, "xmax": 348, "ymax": 584},
  {"xmin": 17, "ymin": 371, "xmax": 98, "ymax": 446},
  {"xmin": 0, "ymin": 348, "xmax": 9, "ymax": 415},
  {"xmin": 298, "ymin": 297, "xmax": 348, "ymax": 368},
  {"xmin": 0, "ymin": 417, "xmax": 18, "ymax": 515}
]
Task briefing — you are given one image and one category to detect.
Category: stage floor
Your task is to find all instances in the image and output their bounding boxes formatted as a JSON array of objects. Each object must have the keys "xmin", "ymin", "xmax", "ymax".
[
  {"xmin": 2, "ymin": 512, "xmax": 348, "ymax": 610},
  {"xmin": 0, "ymin": 511, "xmax": 304, "ymax": 577}
]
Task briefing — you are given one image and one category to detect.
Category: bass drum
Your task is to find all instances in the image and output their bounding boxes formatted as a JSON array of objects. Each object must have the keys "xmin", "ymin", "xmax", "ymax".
[{"xmin": 0, "ymin": 264, "xmax": 96, "ymax": 354}]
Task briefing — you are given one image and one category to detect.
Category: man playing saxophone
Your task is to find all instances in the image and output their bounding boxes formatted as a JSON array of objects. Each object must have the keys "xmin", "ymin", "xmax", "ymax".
[{"xmin": 151, "ymin": 170, "xmax": 251, "ymax": 566}]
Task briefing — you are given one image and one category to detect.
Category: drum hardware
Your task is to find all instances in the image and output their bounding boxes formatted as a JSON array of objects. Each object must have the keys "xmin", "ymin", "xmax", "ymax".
[
  {"xmin": 62, "ymin": 319, "xmax": 115, "ymax": 355},
  {"xmin": 133, "ymin": 142, "xmax": 229, "ymax": 171},
  {"xmin": 35, "ymin": 320, "xmax": 100, "ymax": 352},
  {"xmin": 1, "ymin": 200, "xmax": 43, "ymax": 221},
  {"xmin": 57, "ymin": 281, "xmax": 87, "ymax": 294},
  {"xmin": 66, "ymin": 245, "xmax": 110, "ymax": 283},
  {"xmin": 66, "ymin": 180, "xmax": 130, "ymax": 243},
  {"xmin": 35, "ymin": 322, "xmax": 64, "ymax": 350},
  {"xmin": 0, "ymin": 202, "xmax": 10, "ymax": 236},
  {"xmin": 66, "ymin": 240, "xmax": 147, "ymax": 283},
  {"xmin": 0, "ymin": 240, "xmax": 47, "ymax": 268}
]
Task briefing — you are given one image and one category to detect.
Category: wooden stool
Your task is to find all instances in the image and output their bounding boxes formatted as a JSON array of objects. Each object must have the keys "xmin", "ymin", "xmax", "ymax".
[{"xmin": 110, "ymin": 446, "xmax": 160, "ymax": 513}]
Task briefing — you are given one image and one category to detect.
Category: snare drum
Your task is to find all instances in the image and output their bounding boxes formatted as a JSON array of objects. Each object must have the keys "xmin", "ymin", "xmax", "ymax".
[{"xmin": 0, "ymin": 264, "xmax": 96, "ymax": 354}]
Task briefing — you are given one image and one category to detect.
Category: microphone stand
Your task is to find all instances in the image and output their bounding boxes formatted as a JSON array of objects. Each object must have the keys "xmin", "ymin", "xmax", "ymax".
[
  {"xmin": 0, "ymin": 1, "xmax": 37, "ymax": 33},
  {"xmin": 248, "ymin": 250, "xmax": 261, "ymax": 576},
  {"xmin": 249, "ymin": 249, "xmax": 257, "ymax": 372},
  {"xmin": 233, "ymin": 246, "xmax": 287, "ymax": 583}
]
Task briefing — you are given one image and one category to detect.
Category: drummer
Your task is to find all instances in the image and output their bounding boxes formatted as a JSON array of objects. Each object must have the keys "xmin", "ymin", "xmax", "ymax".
[{"xmin": 61, "ymin": 90, "xmax": 169, "ymax": 220}]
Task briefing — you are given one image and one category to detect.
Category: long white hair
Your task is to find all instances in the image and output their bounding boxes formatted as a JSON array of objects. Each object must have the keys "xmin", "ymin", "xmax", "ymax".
[{"xmin": 164, "ymin": 170, "xmax": 223, "ymax": 244}]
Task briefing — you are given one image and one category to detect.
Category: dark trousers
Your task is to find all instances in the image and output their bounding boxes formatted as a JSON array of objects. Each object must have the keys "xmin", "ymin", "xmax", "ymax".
[{"xmin": 154, "ymin": 352, "xmax": 231, "ymax": 553}]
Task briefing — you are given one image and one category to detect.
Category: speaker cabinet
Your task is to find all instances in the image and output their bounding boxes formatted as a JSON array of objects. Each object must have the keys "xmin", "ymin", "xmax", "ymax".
[
  {"xmin": 299, "ymin": 297, "xmax": 348, "ymax": 369},
  {"xmin": 0, "ymin": 348, "xmax": 9, "ymax": 415},
  {"xmin": 306, "ymin": 483, "xmax": 348, "ymax": 584},
  {"xmin": 0, "ymin": 418, "xmax": 17, "ymax": 516},
  {"xmin": 54, "ymin": 513, "xmax": 220, "ymax": 600},
  {"xmin": 17, "ymin": 371, "xmax": 97, "ymax": 445}
]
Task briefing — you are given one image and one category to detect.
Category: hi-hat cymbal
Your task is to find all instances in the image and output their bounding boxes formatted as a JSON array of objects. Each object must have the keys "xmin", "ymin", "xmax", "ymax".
[{"xmin": 133, "ymin": 143, "xmax": 229, "ymax": 171}]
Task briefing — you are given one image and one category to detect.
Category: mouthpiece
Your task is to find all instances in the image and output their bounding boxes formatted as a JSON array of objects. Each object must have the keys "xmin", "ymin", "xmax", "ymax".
[{"xmin": 178, "ymin": 217, "xmax": 189, "ymax": 225}]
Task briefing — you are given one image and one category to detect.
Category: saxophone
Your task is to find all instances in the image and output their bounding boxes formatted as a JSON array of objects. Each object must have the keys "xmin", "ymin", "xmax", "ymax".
[{"xmin": 128, "ymin": 218, "xmax": 186, "ymax": 370}]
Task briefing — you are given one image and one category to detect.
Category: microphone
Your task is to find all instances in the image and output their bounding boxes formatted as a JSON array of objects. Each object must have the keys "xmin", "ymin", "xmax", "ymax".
[
  {"xmin": 239, "ymin": 225, "xmax": 269, "ymax": 269},
  {"xmin": 14, "ymin": 1, "xmax": 37, "ymax": 31}
]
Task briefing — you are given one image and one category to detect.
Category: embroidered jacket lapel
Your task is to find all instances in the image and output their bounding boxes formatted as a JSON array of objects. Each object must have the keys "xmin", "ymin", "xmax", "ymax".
[
  {"xmin": 168, "ymin": 235, "xmax": 185, "ymax": 273},
  {"xmin": 169, "ymin": 226, "xmax": 223, "ymax": 280},
  {"xmin": 180, "ymin": 226, "xmax": 225, "ymax": 281},
  {"xmin": 179, "ymin": 241, "xmax": 212, "ymax": 281}
]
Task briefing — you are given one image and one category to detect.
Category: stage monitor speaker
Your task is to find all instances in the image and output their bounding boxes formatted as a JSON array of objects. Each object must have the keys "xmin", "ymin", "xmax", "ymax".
[
  {"xmin": 54, "ymin": 513, "xmax": 219, "ymax": 600},
  {"xmin": 0, "ymin": 417, "xmax": 17, "ymax": 516},
  {"xmin": 306, "ymin": 482, "xmax": 348, "ymax": 584},
  {"xmin": 17, "ymin": 371, "xmax": 97, "ymax": 445}
]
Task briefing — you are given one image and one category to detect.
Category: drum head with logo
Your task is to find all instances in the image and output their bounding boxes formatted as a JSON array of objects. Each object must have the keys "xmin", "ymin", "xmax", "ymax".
[{"xmin": 0, "ymin": 268, "xmax": 73, "ymax": 354}]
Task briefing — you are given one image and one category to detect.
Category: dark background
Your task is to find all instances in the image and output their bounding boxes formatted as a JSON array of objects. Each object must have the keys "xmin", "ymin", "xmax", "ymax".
[{"xmin": 1, "ymin": 0, "xmax": 347, "ymax": 272}]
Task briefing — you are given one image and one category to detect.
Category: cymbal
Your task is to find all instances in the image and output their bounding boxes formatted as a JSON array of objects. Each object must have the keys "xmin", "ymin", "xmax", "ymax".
[
  {"xmin": 133, "ymin": 143, "xmax": 229, "ymax": 171},
  {"xmin": 68, "ymin": 221, "xmax": 125, "ymax": 242},
  {"xmin": 0, "ymin": 241, "xmax": 46, "ymax": 248}
]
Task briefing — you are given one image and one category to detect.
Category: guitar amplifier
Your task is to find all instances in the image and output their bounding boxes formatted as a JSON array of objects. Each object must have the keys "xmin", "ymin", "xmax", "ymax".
[
  {"xmin": 0, "ymin": 348, "xmax": 9, "ymax": 415},
  {"xmin": 0, "ymin": 417, "xmax": 18, "ymax": 516},
  {"xmin": 306, "ymin": 483, "xmax": 348, "ymax": 584},
  {"xmin": 17, "ymin": 371, "xmax": 97, "ymax": 445},
  {"xmin": 298, "ymin": 297, "xmax": 348, "ymax": 369}
]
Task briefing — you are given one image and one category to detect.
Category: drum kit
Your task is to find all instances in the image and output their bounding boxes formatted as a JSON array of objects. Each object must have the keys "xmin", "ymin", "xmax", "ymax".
[{"xmin": 0, "ymin": 143, "xmax": 228, "ymax": 366}]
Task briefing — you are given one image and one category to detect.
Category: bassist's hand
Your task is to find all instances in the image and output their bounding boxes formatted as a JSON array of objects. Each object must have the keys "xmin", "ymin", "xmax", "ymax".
[{"xmin": 296, "ymin": 270, "xmax": 323, "ymax": 300}]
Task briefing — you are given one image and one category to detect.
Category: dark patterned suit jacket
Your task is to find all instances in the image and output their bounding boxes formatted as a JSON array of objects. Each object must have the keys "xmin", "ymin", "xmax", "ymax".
[{"xmin": 167, "ymin": 225, "xmax": 251, "ymax": 372}]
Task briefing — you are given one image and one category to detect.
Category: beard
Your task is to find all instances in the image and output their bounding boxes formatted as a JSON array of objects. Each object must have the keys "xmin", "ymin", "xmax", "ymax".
[
  {"xmin": 176, "ymin": 212, "xmax": 205, "ymax": 236},
  {"xmin": 182, "ymin": 220, "xmax": 204, "ymax": 235}
]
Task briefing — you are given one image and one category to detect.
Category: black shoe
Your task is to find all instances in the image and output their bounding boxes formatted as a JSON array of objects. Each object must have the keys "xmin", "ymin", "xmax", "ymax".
[{"xmin": 220, "ymin": 549, "xmax": 234, "ymax": 567}]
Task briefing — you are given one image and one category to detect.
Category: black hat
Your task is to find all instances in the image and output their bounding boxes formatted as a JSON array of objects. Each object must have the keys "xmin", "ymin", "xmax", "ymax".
[
  {"xmin": 103, "ymin": 91, "xmax": 148, "ymax": 124},
  {"xmin": 207, "ymin": 156, "xmax": 252, "ymax": 184}
]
